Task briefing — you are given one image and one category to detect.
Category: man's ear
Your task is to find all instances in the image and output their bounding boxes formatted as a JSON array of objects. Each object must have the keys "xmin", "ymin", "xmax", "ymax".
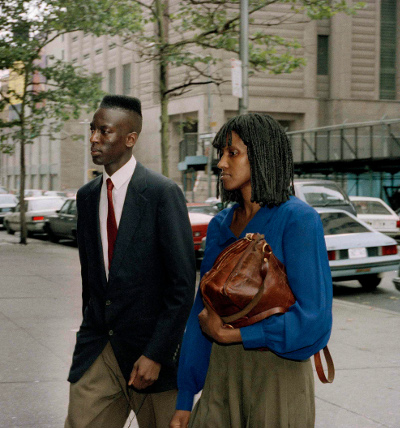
[{"xmin": 126, "ymin": 132, "xmax": 138, "ymax": 148}]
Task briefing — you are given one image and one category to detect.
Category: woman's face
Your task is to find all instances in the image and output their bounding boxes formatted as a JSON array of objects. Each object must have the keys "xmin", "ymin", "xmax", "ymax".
[{"xmin": 217, "ymin": 131, "xmax": 251, "ymax": 193}]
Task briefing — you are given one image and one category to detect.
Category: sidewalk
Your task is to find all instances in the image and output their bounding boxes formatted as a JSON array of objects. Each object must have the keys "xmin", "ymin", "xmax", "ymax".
[{"xmin": 0, "ymin": 235, "xmax": 399, "ymax": 427}]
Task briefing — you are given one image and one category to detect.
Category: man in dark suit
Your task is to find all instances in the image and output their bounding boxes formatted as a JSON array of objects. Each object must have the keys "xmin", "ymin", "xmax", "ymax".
[{"xmin": 65, "ymin": 95, "xmax": 196, "ymax": 428}]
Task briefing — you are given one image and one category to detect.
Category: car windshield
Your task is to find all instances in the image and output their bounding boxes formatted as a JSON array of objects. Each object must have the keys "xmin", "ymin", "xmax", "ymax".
[
  {"xmin": 352, "ymin": 200, "xmax": 392, "ymax": 215},
  {"xmin": 29, "ymin": 198, "xmax": 64, "ymax": 211},
  {"xmin": 0, "ymin": 195, "xmax": 16, "ymax": 204},
  {"xmin": 301, "ymin": 184, "xmax": 350, "ymax": 207},
  {"xmin": 319, "ymin": 212, "xmax": 370, "ymax": 235}
]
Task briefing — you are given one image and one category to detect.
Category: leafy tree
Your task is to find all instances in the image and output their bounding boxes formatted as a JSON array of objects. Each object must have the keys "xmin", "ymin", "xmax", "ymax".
[
  {"xmin": 0, "ymin": 0, "xmax": 142, "ymax": 244},
  {"xmin": 126, "ymin": 0, "xmax": 363, "ymax": 177}
]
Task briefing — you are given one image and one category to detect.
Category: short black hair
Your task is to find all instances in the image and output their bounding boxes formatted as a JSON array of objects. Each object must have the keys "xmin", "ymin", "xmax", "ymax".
[
  {"xmin": 99, "ymin": 95, "xmax": 143, "ymax": 133},
  {"xmin": 212, "ymin": 113, "xmax": 294, "ymax": 207}
]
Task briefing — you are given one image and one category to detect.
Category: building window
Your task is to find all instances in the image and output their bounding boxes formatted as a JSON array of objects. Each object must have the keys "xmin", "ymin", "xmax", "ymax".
[
  {"xmin": 123, "ymin": 64, "xmax": 131, "ymax": 95},
  {"xmin": 95, "ymin": 48, "xmax": 102, "ymax": 55},
  {"xmin": 380, "ymin": 0, "xmax": 397, "ymax": 100},
  {"xmin": 83, "ymin": 53, "xmax": 90, "ymax": 60},
  {"xmin": 95, "ymin": 72, "xmax": 103, "ymax": 90},
  {"xmin": 109, "ymin": 43, "xmax": 116, "ymax": 50},
  {"xmin": 108, "ymin": 68, "xmax": 116, "ymax": 94},
  {"xmin": 317, "ymin": 35, "xmax": 329, "ymax": 75},
  {"xmin": 72, "ymin": 36, "xmax": 78, "ymax": 42}
]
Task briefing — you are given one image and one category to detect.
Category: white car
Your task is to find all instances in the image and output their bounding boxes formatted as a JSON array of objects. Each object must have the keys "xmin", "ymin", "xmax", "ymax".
[
  {"xmin": 317, "ymin": 208, "xmax": 400, "ymax": 291},
  {"xmin": 4, "ymin": 196, "xmax": 65, "ymax": 236},
  {"xmin": 350, "ymin": 196, "xmax": 400, "ymax": 239},
  {"xmin": 294, "ymin": 179, "xmax": 357, "ymax": 216}
]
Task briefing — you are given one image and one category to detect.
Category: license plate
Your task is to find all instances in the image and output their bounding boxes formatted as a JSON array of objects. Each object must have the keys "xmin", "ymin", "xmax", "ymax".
[{"xmin": 349, "ymin": 247, "xmax": 367, "ymax": 259}]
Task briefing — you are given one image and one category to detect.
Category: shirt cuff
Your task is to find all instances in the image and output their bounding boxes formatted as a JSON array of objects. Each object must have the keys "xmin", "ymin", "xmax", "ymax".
[
  {"xmin": 240, "ymin": 322, "xmax": 266, "ymax": 349},
  {"xmin": 176, "ymin": 390, "xmax": 195, "ymax": 411}
]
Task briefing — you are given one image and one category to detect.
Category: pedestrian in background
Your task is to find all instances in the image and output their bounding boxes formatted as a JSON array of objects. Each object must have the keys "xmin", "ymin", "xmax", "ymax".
[
  {"xmin": 65, "ymin": 95, "xmax": 196, "ymax": 428},
  {"xmin": 170, "ymin": 113, "xmax": 333, "ymax": 428}
]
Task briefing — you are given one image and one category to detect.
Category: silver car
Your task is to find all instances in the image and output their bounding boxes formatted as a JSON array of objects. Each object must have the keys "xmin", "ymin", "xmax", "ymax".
[
  {"xmin": 317, "ymin": 208, "xmax": 400, "ymax": 291},
  {"xmin": 4, "ymin": 196, "xmax": 65, "ymax": 236},
  {"xmin": 0, "ymin": 194, "xmax": 18, "ymax": 226},
  {"xmin": 294, "ymin": 179, "xmax": 357, "ymax": 216}
]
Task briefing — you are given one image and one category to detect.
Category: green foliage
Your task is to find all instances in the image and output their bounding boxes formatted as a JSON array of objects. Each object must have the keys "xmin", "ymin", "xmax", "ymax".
[{"xmin": 0, "ymin": 0, "xmax": 143, "ymax": 242}]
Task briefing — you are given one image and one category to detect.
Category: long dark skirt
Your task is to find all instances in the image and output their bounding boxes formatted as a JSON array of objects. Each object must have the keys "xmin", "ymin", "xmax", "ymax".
[{"xmin": 189, "ymin": 343, "xmax": 315, "ymax": 428}]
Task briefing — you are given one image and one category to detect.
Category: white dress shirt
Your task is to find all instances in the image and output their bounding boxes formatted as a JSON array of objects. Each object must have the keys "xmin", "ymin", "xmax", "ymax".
[{"xmin": 99, "ymin": 155, "xmax": 137, "ymax": 277}]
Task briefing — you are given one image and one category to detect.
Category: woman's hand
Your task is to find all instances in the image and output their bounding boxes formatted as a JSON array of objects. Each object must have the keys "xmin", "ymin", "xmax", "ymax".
[
  {"xmin": 198, "ymin": 302, "xmax": 242, "ymax": 344},
  {"xmin": 169, "ymin": 410, "xmax": 191, "ymax": 428}
]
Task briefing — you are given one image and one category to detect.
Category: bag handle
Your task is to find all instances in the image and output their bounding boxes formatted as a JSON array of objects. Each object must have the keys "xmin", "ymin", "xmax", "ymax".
[{"xmin": 314, "ymin": 346, "xmax": 335, "ymax": 383}]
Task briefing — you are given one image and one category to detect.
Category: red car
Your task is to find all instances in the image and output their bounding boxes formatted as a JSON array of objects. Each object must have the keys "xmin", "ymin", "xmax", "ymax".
[{"xmin": 187, "ymin": 204, "xmax": 216, "ymax": 261}]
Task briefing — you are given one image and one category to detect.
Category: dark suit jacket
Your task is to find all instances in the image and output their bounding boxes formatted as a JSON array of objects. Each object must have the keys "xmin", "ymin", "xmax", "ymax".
[{"xmin": 68, "ymin": 162, "xmax": 196, "ymax": 393}]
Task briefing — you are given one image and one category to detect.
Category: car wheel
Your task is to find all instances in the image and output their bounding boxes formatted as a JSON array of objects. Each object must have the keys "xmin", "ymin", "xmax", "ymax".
[
  {"xmin": 359, "ymin": 275, "xmax": 381, "ymax": 291},
  {"xmin": 47, "ymin": 227, "xmax": 59, "ymax": 243},
  {"xmin": 5, "ymin": 221, "xmax": 15, "ymax": 235}
]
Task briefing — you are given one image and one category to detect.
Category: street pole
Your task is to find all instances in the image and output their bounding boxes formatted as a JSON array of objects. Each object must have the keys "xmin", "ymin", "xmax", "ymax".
[
  {"xmin": 239, "ymin": 0, "xmax": 249, "ymax": 115},
  {"xmin": 207, "ymin": 61, "xmax": 213, "ymax": 198}
]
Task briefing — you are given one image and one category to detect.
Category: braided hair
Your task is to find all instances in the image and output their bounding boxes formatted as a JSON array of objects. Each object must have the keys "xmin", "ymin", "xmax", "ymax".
[{"xmin": 212, "ymin": 113, "xmax": 294, "ymax": 207}]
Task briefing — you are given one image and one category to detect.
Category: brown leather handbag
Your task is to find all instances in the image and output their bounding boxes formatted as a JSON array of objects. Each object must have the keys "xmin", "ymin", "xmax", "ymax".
[{"xmin": 200, "ymin": 232, "xmax": 335, "ymax": 384}]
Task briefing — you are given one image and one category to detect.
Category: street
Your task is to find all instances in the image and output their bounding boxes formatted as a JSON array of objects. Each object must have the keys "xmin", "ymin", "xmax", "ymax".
[{"xmin": 0, "ymin": 231, "xmax": 399, "ymax": 427}]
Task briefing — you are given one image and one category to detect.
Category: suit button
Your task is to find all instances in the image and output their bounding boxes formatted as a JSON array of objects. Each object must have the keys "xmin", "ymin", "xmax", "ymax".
[
  {"xmin": 106, "ymin": 300, "xmax": 112, "ymax": 306},
  {"xmin": 108, "ymin": 330, "xmax": 114, "ymax": 336}
]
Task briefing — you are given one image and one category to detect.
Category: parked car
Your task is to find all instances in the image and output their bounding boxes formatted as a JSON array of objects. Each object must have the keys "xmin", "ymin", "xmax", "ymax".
[
  {"xmin": 44, "ymin": 198, "xmax": 77, "ymax": 243},
  {"xmin": 294, "ymin": 179, "xmax": 357, "ymax": 216},
  {"xmin": 4, "ymin": 196, "xmax": 65, "ymax": 236},
  {"xmin": 24, "ymin": 189, "xmax": 44, "ymax": 197},
  {"xmin": 187, "ymin": 203, "xmax": 220, "ymax": 216},
  {"xmin": 188, "ymin": 211, "xmax": 214, "ymax": 263},
  {"xmin": 0, "ymin": 194, "xmax": 18, "ymax": 226},
  {"xmin": 349, "ymin": 196, "xmax": 400, "ymax": 239},
  {"xmin": 0, "ymin": 186, "xmax": 8, "ymax": 194},
  {"xmin": 317, "ymin": 208, "xmax": 400, "ymax": 290},
  {"xmin": 43, "ymin": 190, "xmax": 68, "ymax": 198}
]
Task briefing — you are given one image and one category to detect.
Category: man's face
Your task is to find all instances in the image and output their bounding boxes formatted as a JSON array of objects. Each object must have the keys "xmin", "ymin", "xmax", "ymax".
[{"xmin": 89, "ymin": 108, "xmax": 137, "ymax": 176}]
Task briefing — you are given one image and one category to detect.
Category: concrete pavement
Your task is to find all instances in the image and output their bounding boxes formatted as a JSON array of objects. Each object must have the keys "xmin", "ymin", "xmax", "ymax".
[{"xmin": 0, "ymin": 234, "xmax": 399, "ymax": 427}]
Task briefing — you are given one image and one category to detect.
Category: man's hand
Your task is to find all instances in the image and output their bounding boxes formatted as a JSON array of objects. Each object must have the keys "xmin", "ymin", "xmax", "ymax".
[
  {"xmin": 128, "ymin": 355, "xmax": 161, "ymax": 390},
  {"xmin": 198, "ymin": 301, "xmax": 242, "ymax": 344},
  {"xmin": 169, "ymin": 410, "xmax": 191, "ymax": 428}
]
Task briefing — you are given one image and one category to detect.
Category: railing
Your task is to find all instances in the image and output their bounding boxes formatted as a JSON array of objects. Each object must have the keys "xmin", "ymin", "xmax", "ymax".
[{"xmin": 287, "ymin": 119, "xmax": 400, "ymax": 163}]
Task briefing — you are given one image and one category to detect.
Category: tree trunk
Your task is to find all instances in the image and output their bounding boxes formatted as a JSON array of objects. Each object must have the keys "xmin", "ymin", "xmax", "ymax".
[
  {"xmin": 19, "ymin": 137, "xmax": 27, "ymax": 244},
  {"xmin": 156, "ymin": 0, "xmax": 169, "ymax": 177},
  {"xmin": 160, "ymin": 85, "xmax": 169, "ymax": 177}
]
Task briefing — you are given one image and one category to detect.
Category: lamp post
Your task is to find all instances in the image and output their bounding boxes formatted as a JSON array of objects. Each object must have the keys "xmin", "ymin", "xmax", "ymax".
[{"xmin": 239, "ymin": 0, "xmax": 249, "ymax": 115}]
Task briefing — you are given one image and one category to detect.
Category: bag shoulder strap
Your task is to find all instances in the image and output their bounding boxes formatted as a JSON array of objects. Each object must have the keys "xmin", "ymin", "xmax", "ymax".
[{"xmin": 314, "ymin": 346, "xmax": 335, "ymax": 383}]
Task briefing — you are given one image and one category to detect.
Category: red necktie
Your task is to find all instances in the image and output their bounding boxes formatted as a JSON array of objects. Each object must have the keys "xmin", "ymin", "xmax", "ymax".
[{"xmin": 106, "ymin": 178, "xmax": 118, "ymax": 268}]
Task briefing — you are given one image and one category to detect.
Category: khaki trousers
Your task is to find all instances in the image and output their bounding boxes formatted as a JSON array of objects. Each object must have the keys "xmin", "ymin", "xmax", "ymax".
[{"xmin": 65, "ymin": 342, "xmax": 177, "ymax": 428}]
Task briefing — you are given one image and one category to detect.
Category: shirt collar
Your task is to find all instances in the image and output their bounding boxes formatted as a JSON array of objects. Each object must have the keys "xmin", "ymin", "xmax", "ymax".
[{"xmin": 103, "ymin": 155, "xmax": 137, "ymax": 190}]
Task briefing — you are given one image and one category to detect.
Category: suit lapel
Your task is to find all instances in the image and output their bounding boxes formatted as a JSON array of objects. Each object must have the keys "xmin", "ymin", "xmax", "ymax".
[
  {"xmin": 86, "ymin": 177, "xmax": 108, "ymax": 288},
  {"xmin": 108, "ymin": 163, "xmax": 148, "ymax": 281}
]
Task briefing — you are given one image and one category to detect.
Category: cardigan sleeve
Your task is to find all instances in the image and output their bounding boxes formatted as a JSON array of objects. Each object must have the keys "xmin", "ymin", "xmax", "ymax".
[
  {"xmin": 175, "ymin": 217, "xmax": 220, "ymax": 411},
  {"xmin": 240, "ymin": 206, "xmax": 333, "ymax": 360}
]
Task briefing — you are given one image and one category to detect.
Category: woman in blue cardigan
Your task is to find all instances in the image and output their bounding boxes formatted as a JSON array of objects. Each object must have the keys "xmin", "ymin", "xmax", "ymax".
[{"xmin": 170, "ymin": 113, "xmax": 333, "ymax": 428}]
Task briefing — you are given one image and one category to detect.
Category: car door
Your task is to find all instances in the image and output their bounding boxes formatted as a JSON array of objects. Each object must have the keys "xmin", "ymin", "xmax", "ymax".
[
  {"xmin": 65, "ymin": 200, "xmax": 77, "ymax": 239},
  {"xmin": 52, "ymin": 200, "xmax": 72, "ymax": 237},
  {"xmin": 8, "ymin": 202, "xmax": 22, "ymax": 230}
]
